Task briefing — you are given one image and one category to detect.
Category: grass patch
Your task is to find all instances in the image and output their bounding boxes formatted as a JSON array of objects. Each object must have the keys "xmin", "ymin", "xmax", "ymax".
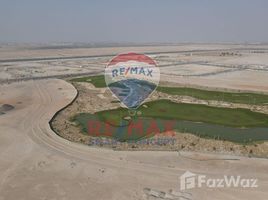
[
  {"xmin": 157, "ymin": 86, "xmax": 268, "ymax": 105},
  {"xmin": 97, "ymin": 99, "xmax": 268, "ymax": 128},
  {"xmin": 71, "ymin": 75, "xmax": 106, "ymax": 88},
  {"xmin": 72, "ymin": 100, "xmax": 268, "ymax": 143},
  {"xmin": 111, "ymin": 100, "xmax": 121, "ymax": 103}
]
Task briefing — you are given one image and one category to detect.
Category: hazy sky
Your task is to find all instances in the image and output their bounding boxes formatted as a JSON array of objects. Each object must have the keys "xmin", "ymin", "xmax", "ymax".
[{"xmin": 1, "ymin": 0, "xmax": 268, "ymax": 43}]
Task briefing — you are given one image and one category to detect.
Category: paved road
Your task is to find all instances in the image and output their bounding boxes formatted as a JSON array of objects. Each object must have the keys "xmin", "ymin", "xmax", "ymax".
[{"xmin": 0, "ymin": 79, "xmax": 267, "ymax": 200}]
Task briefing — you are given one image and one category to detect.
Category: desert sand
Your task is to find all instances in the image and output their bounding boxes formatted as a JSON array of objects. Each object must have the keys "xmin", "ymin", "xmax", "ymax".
[
  {"xmin": 0, "ymin": 79, "xmax": 268, "ymax": 200},
  {"xmin": 1, "ymin": 44, "xmax": 268, "ymax": 94}
]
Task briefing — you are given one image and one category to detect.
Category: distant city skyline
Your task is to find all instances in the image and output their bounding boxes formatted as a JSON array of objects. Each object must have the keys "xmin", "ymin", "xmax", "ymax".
[{"xmin": 1, "ymin": 0, "xmax": 268, "ymax": 43}]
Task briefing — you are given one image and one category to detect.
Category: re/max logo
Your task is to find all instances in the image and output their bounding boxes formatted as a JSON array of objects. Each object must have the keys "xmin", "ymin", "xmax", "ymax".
[{"xmin": 112, "ymin": 67, "xmax": 153, "ymax": 77}]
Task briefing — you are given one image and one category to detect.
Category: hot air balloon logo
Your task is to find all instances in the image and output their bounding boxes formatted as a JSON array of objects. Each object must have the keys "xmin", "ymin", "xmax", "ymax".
[{"xmin": 105, "ymin": 53, "xmax": 160, "ymax": 110}]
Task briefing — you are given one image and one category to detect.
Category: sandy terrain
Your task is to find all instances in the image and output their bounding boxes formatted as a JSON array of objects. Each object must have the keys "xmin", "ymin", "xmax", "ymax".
[
  {"xmin": 0, "ymin": 43, "xmax": 246, "ymax": 60},
  {"xmin": 0, "ymin": 79, "xmax": 268, "ymax": 200},
  {"xmin": 1, "ymin": 44, "xmax": 268, "ymax": 94}
]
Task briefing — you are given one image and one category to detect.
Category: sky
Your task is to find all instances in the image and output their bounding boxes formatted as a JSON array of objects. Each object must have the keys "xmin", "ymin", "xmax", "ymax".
[{"xmin": 0, "ymin": 0, "xmax": 268, "ymax": 43}]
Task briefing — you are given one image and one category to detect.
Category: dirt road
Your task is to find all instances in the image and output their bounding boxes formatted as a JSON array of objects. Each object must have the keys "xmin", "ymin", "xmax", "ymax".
[{"xmin": 0, "ymin": 79, "xmax": 267, "ymax": 200}]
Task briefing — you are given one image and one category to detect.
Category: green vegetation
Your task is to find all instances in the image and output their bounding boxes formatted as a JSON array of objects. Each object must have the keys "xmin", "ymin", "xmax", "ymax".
[
  {"xmin": 71, "ymin": 75, "xmax": 268, "ymax": 105},
  {"xmin": 72, "ymin": 100, "xmax": 268, "ymax": 143},
  {"xmin": 97, "ymin": 100, "xmax": 268, "ymax": 128},
  {"xmin": 111, "ymin": 100, "xmax": 120, "ymax": 103},
  {"xmin": 157, "ymin": 86, "xmax": 268, "ymax": 105},
  {"xmin": 73, "ymin": 113, "xmax": 158, "ymax": 141},
  {"xmin": 71, "ymin": 75, "xmax": 106, "ymax": 88},
  {"xmin": 70, "ymin": 75, "xmax": 268, "ymax": 143}
]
